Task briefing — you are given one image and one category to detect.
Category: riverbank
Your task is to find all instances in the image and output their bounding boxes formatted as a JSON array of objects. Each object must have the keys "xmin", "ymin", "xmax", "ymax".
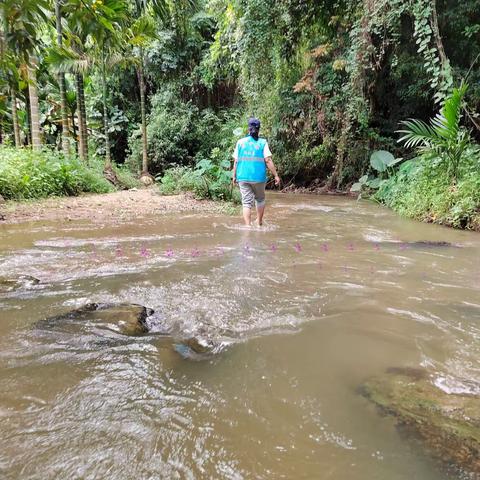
[{"xmin": 0, "ymin": 188, "xmax": 232, "ymax": 225}]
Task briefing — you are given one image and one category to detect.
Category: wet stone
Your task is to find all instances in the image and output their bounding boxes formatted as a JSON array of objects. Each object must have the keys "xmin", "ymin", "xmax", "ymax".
[
  {"xmin": 0, "ymin": 275, "xmax": 40, "ymax": 293},
  {"xmin": 37, "ymin": 303, "xmax": 153, "ymax": 336},
  {"xmin": 359, "ymin": 367, "xmax": 480, "ymax": 476}
]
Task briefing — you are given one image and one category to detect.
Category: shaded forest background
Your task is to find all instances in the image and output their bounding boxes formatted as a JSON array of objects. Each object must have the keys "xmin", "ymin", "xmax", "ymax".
[{"xmin": 1, "ymin": 0, "xmax": 479, "ymax": 191}]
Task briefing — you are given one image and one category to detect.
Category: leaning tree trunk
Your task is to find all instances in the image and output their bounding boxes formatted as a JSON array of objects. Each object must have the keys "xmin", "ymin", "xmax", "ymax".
[
  {"xmin": 27, "ymin": 58, "xmax": 41, "ymax": 150},
  {"xmin": 75, "ymin": 72, "xmax": 87, "ymax": 162},
  {"xmin": 55, "ymin": 0, "xmax": 70, "ymax": 155},
  {"xmin": 11, "ymin": 88, "xmax": 21, "ymax": 147}
]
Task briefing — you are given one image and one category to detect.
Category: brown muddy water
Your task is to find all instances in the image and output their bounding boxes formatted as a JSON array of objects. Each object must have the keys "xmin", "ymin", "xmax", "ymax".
[{"xmin": 0, "ymin": 193, "xmax": 479, "ymax": 479}]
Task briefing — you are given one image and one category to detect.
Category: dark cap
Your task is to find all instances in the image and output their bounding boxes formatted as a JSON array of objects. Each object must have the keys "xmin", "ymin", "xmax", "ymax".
[{"xmin": 248, "ymin": 117, "xmax": 261, "ymax": 129}]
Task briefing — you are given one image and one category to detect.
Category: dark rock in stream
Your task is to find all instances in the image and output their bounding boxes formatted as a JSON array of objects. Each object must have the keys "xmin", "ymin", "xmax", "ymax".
[
  {"xmin": 359, "ymin": 367, "xmax": 480, "ymax": 475},
  {"xmin": 37, "ymin": 303, "xmax": 152, "ymax": 336},
  {"xmin": 0, "ymin": 275, "xmax": 40, "ymax": 293},
  {"xmin": 36, "ymin": 303, "xmax": 231, "ymax": 359},
  {"xmin": 379, "ymin": 240, "xmax": 457, "ymax": 249}
]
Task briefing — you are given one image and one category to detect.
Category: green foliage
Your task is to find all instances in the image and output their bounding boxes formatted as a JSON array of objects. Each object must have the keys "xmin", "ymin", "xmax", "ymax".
[
  {"xmin": 375, "ymin": 148, "xmax": 480, "ymax": 230},
  {"xmin": 412, "ymin": 0, "xmax": 453, "ymax": 104},
  {"xmin": 398, "ymin": 83, "xmax": 470, "ymax": 180},
  {"xmin": 127, "ymin": 86, "xmax": 243, "ymax": 174},
  {"xmin": 127, "ymin": 88, "xmax": 199, "ymax": 173},
  {"xmin": 0, "ymin": 147, "xmax": 113, "ymax": 200},
  {"xmin": 350, "ymin": 150, "xmax": 402, "ymax": 193},
  {"xmin": 157, "ymin": 148, "xmax": 240, "ymax": 203}
]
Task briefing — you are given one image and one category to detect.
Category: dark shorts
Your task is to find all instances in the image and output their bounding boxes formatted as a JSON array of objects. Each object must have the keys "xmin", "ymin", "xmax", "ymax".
[{"xmin": 239, "ymin": 182, "xmax": 266, "ymax": 208}]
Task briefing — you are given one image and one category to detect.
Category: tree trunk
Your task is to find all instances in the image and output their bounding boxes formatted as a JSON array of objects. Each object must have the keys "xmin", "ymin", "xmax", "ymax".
[
  {"xmin": 11, "ymin": 89, "xmax": 21, "ymax": 147},
  {"xmin": 24, "ymin": 87, "xmax": 31, "ymax": 145},
  {"xmin": 430, "ymin": 0, "xmax": 449, "ymax": 71},
  {"xmin": 101, "ymin": 47, "xmax": 111, "ymax": 169},
  {"xmin": 55, "ymin": 0, "xmax": 70, "ymax": 155},
  {"xmin": 79, "ymin": 76, "xmax": 88, "ymax": 160},
  {"xmin": 137, "ymin": 48, "xmax": 148, "ymax": 175},
  {"xmin": 70, "ymin": 111, "xmax": 77, "ymax": 151},
  {"xmin": 75, "ymin": 72, "xmax": 88, "ymax": 162},
  {"xmin": 101, "ymin": 46, "xmax": 118, "ymax": 185},
  {"xmin": 27, "ymin": 58, "xmax": 41, "ymax": 150}
]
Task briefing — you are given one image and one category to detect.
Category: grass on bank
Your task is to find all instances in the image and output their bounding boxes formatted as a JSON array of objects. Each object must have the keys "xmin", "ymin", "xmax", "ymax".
[
  {"xmin": 0, "ymin": 146, "xmax": 140, "ymax": 201},
  {"xmin": 374, "ymin": 149, "xmax": 480, "ymax": 230}
]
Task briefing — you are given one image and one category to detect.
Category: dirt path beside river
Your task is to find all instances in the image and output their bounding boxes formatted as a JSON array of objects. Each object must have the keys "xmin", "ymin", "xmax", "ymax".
[{"xmin": 0, "ymin": 188, "xmax": 228, "ymax": 225}]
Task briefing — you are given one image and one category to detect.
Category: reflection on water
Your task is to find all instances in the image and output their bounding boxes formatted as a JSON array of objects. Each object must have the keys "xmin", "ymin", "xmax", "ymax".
[{"xmin": 0, "ymin": 193, "xmax": 479, "ymax": 479}]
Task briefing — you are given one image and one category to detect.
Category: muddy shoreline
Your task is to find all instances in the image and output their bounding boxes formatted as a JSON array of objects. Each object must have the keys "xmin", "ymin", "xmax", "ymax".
[{"xmin": 0, "ymin": 188, "xmax": 231, "ymax": 225}]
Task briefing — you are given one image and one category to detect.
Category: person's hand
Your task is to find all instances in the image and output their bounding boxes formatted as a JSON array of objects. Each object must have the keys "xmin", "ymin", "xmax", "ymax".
[{"xmin": 274, "ymin": 175, "xmax": 281, "ymax": 186}]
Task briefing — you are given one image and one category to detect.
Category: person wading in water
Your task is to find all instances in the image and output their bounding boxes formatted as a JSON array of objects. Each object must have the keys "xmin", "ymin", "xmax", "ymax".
[{"xmin": 232, "ymin": 118, "xmax": 281, "ymax": 226}]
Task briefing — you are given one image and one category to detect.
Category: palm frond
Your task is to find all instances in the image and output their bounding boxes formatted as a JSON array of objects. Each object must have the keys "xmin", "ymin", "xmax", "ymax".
[
  {"xmin": 46, "ymin": 46, "xmax": 92, "ymax": 73},
  {"xmin": 397, "ymin": 119, "xmax": 438, "ymax": 148}
]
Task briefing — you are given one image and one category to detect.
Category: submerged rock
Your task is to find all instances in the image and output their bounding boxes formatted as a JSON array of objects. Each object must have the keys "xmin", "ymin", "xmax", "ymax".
[
  {"xmin": 410, "ymin": 241, "xmax": 455, "ymax": 247},
  {"xmin": 38, "ymin": 303, "xmax": 153, "ymax": 336},
  {"xmin": 359, "ymin": 367, "xmax": 480, "ymax": 475},
  {"xmin": 0, "ymin": 275, "xmax": 40, "ymax": 293}
]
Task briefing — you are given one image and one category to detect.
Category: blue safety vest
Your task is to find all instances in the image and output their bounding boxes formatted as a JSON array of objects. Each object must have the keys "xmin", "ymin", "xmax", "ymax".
[{"xmin": 236, "ymin": 135, "xmax": 267, "ymax": 183}]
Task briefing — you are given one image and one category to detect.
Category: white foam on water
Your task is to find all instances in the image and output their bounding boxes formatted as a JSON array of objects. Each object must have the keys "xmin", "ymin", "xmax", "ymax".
[{"xmin": 434, "ymin": 375, "xmax": 480, "ymax": 396}]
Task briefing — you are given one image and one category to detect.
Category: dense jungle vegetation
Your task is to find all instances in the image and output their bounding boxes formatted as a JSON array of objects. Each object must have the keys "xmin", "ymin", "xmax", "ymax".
[{"xmin": 1, "ymin": 0, "xmax": 479, "ymax": 228}]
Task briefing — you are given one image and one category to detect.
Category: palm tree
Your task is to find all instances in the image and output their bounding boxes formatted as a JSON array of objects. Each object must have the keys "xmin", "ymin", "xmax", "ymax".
[
  {"xmin": 398, "ymin": 82, "xmax": 470, "ymax": 181},
  {"xmin": 55, "ymin": 0, "xmax": 70, "ymax": 155},
  {"xmin": 0, "ymin": 0, "xmax": 48, "ymax": 150},
  {"xmin": 130, "ymin": 0, "xmax": 196, "ymax": 181},
  {"xmin": 62, "ymin": 0, "xmax": 127, "ymax": 174}
]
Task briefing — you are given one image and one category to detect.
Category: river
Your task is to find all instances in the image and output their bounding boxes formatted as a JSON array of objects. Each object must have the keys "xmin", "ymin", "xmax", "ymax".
[{"xmin": 0, "ymin": 193, "xmax": 479, "ymax": 479}]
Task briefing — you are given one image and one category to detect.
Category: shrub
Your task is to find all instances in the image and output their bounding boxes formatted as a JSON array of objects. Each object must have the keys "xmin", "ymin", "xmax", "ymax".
[
  {"xmin": 0, "ymin": 147, "xmax": 113, "ymax": 200},
  {"xmin": 375, "ymin": 148, "xmax": 480, "ymax": 229},
  {"xmin": 158, "ymin": 151, "xmax": 241, "ymax": 204},
  {"xmin": 127, "ymin": 88, "xmax": 201, "ymax": 175}
]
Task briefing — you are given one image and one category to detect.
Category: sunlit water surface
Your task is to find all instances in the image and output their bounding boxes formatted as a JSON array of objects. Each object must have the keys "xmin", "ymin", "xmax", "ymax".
[{"xmin": 1, "ymin": 194, "xmax": 479, "ymax": 479}]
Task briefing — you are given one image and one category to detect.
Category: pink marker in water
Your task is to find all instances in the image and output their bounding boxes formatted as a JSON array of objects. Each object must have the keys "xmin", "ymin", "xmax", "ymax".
[
  {"xmin": 140, "ymin": 245, "xmax": 150, "ymax": 258},
  {"xmin": 347, "ymin": 243, "xmax": 355, "ymax": 251},
  {"xmin": 115, "ymin": 246, "xmax": 124, "ymax": 257},
  {"xmin": 191, "ymin": 247, "xmax": 200, "ymax": 258},
  {"xmin": 294, "ymin": 242, "xmax": 302, "ymax": 253},
  {"xmin": 270, "ymin": 243, "xmax": 278, "ymax": 253},
  {"xmin": 322, "ymin": 243, "xmax": 329, "ymax": 252},
  {"xmin": 165, "ymin": 248, "xmax": 174, "ymax": 258},
  {"xmin": 373, "ymin": 243, "xmax": 380, "ymax": 251}
]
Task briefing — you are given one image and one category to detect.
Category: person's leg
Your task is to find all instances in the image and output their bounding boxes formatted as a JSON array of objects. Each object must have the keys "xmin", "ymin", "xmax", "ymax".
[
  {"xmin": 239, "ymin": 182, "xmax": 255, "ymax": 226},
  {"xmin": 253, "ymin": 182, "xmax": 266, "ymax": 225},
  {"xmin": 243, "ymin": 206, "xmax": 252, "ymax": 226}
]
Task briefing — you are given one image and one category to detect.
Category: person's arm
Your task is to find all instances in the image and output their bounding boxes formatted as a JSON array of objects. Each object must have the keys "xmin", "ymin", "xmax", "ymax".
[
  {"xmin": 265, "ymin": 156, "xmax": 280, "ymax": 186},
  {"xmin": 232, "ymin": 158, "xmax": 238, "ymax": 185},
  {"xmin": 232, "ymin": 142, "xmax": 238, "ymax": 184}
]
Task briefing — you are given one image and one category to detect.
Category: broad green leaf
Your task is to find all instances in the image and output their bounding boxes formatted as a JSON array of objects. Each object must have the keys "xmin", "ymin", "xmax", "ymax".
[
  {"xmin": 370, "ymin": 150, "xmax": 394, "ymax": 172},
  {"xmin": 366, "ymin": 177, "xmax": 382, "ymax": 188},
  {"xmin": 350, "ymin": 182, "xmax": 362, "ymax": 192}
]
